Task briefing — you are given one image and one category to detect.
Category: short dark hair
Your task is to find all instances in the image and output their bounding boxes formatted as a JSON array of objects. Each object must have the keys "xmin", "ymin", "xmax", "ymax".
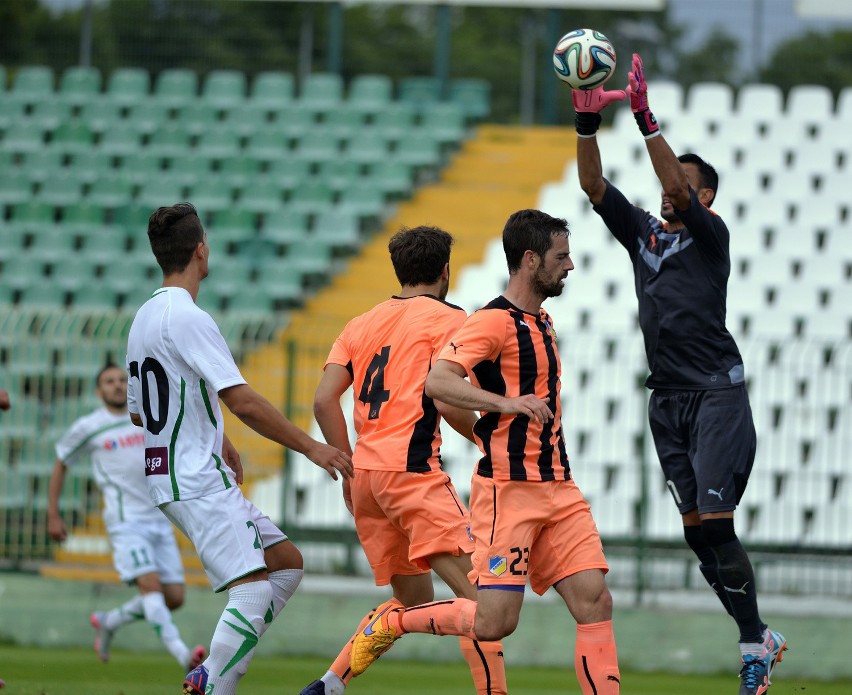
[
  {"xmin": 147, "ymin": 202, "xmax": 205, "ymax": 275},
  {"xmin": 388, "ymin": 225, "xmax": 454, "ymax": 286},
  {"xmin": 502, "ymin": 209, "xmax": 570, "ymax": 273},
  {"xmin": 678, "ymin": 153, "xmax": 719, "ymax": 206},
  {"xmin": 96, "ymin": 362, "xmax": 122, "ymax": 387}
]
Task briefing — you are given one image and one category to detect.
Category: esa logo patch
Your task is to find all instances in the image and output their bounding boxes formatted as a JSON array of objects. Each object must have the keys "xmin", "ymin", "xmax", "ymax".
[
  {"xmin": 488, "ymin": 556, "xmax": 508, "ymax": 576},
  {"xmin": 145, "ymin": 447, "xmax": 169, "ymax": 476}
]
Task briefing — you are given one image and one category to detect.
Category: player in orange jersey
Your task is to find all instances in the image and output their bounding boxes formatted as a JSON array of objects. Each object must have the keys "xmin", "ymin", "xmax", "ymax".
[
  {"xmin": 348, "ymin": 209, "xmax": 621, "ymax": 695},
  {"xmin": 299, "ymin": 226, "xmax": 508, "ymax": 695}
]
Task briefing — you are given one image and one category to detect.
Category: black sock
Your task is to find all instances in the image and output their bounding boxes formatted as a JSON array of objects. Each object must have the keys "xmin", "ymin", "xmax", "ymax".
[
  {"xmin": 683, "ymin": 524, "xmax": 735, "ymax": 618},
  {"xmin": 701, "ymin": 518, "xmax": 765, "ymax": 643}
]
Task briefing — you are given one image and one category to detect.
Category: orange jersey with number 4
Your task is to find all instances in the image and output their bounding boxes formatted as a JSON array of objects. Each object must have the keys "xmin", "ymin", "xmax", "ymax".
[{"xmin": 325, "ymin": 295, "xmax": 466, "ymax": 472}]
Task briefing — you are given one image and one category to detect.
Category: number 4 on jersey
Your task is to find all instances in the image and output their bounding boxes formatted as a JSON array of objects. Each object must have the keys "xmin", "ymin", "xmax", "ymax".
[{"xmin": 358, "ymin": 345, "xmax": 391, "ymax": 420}]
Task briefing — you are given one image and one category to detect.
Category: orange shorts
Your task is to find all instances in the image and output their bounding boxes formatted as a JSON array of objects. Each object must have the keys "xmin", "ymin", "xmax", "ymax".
[
  {"xmin": 352, "ymin": 468, "xmax": 474, "ymax": 586},
  {"xmin": 468, "ymin": 476, "xmax": 608, "ymax": 596}
]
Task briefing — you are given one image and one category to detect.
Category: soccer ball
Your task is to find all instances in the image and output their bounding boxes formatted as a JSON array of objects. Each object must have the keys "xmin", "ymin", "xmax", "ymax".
[{"xmin": 552, "ymin": 28, "xmax": 617, "ymax": 90}]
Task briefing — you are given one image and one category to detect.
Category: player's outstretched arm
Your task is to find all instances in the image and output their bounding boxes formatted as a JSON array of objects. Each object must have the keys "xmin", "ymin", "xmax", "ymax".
[
  {"xmin": 220, "ymin": 383, "xmax": 353, "ymax": 481},
  {"xmin": 627, "ymin": 52, "xmax": 690, "ymax": 210},
  {"xmin": 426, "ymin": 360, "xmax": 553, "ymax": 424},
  {"xmin": 570, "ymin": 85, "xmax": 624, "ymax": 206},
  {"xmin": 46, "ymin": 460, "xmax": 68, "ymax": 542}
]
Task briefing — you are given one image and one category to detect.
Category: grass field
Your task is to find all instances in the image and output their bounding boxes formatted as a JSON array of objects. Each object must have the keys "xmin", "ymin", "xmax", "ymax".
[{"xmin": 1, "ymin": 645, "xmax": 850, "ymax": 695}]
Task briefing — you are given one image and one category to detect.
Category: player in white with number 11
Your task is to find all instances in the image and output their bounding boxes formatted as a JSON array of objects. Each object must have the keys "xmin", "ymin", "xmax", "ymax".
[{"xmin": 126, "ymin": 202, "xmax": 353, "ymax": 695}]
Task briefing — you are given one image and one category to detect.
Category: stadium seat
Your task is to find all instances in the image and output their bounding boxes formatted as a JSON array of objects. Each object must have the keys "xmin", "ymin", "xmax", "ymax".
[
  {"xmin": 136, "ymin": 176, "xmax": 187, "ymax": 210},
  {"xmin": 286, "ymin": 237, "xmax": 333, "ymax": 275},
  {"xmin": 159, "ymin": 151, "xmax": 211, "ymax": 188},
  {"xmin": 265, "ymin": 158, "xmax": 311, "ymax": 192},
  {"xmin": 287, "ymin": 179, "xmax": 334, "ymax": 216},
  {"xmin": 347, "ymin": 74, "xmax": 393, "ymax": 116},
  {"xmin": 399, "ymin": 76, "xmax": 442, "ymax": 104},
  {"xmin": 215, "ymin": 154, "xmax": 261, "ymax": 189},
  {"xmin": 0, "ymin": 396, "xmax": 43, "ymax": 439},
  {"xmin": 316, "ymin": 160, "xmax": 362, "ymax": 193},
  {"xmin": 20, "ymin": 149, "xmax": 64, "ymax": 184},
  {"xmin": 736, "ymin": 83, "xmax": 784, "ymax": 125},
  {"xmin": 239, "ymin": 179, "xmax": 286, "ymax": 215},
  {"xmin": 195, "ymin": 125, "xmax": 242, "ymax": 159},
  {"xmin": 222, "ymin": 104, "xmax": 269, "ymax": 138},
  {"xmin": 323, "ymin": 109, "xmax": 366, "ymax": 141},
  {"xmin": 394, "ymin": 131, "xmax": 442, "ymax": 169},
  {"xmin": 105, "ymin": 67, "xmax": 151, "ymax": 106},
  {"xmin": 684, "ymin": 82, "xmax": 734, "ymax": 125},
  {"xmin": 786, "ymin": 84, "xmax": 834, "ymax": 121},
  {"xmin": 253, "ymin": 261, "xmax": 304, "ymax": 306},
  {"xmin": 269, "ymin": 104, "xmax": 315, "ymax": 141},
  {"xmin": 201, "ymin": 69, "xmax": 247, "ymax": 109},
  {"xmin": 644, "ymin": 80, "xmax": 684, "ymax": 115},
  {"xmin": 449, "ymin": 78, "xmax": 491, "ymax": 120},
  {"xmin": 224, "ymin": 285, "xmax": 275, "ymax": 314},
  {"xmin": 19, "ymin": 283, "xmax": 67, "ymax": 309},
  {"xmin": 299, "ymin": 73, "xmax": 343, "ymax": 114},
  {"xmin": 244, "ymin": 130, "xmax": 290, "ymax": 161},
  {"xmin": 250, "ymin": 71, "xmax": 295, "ymax": 109},
  {"xmin": 87, "ymin": 175, "xmax": 134, "ymax": 209},
  {"xmin": 29, "ymin": 100, "xmax": 72, "ymax": 134},
  {"xmin": 39, "ymin": 174, "xmax": 84, "ymax": 208},
  {"xmin": 335, "ymin": 180, "xmax": 385, "ymax": 221},
  {"xmin": 153, "ymin": 68, "xmax": 198, "ymax": 108},
  {"xmin": 420, "ymin": 103, "xmax": 466, "ymax": 145},
  {"xmin": 115, "ymin": 150, "xmax": 163, "ymax": 185},
  {"xmin": 344, "ymin": 130, "xmax": 390, "ymax": 167},
  {"xmin": 186, "ymin": 176, "xmax": 236, "ymax": 214},
  {"xmin": 312, "ymin": 209, "xmax": 362, "ymax": 251},
  {"xmin": 294, "ymin": 130, "xmax": 341, "ymax": 164},
  {"xmin": 0, "ymin": 176, "xmax": 34, "ymax": 207},
  {"xmin": 369, "ymin": 160, "xmax": 414, "ymax": 198},
  {"xmin": 97, "ymin": 124, "xmax": 144, "ymax": 157},
  {"xmin": 8, "ymin": 66, "xmax": 54, "ymax": 106},
  {"xmin": 71, "ymin": 283, "xmax": 120, "ymax": 311},
  {"xmin": 59, "ymin": 66, "xmax": 102, "ymax": 106},
  {"xmin": 175, "ymin": 102, "xmax": 221, "ymax": 138},
  {"xmin": 78, "ymin": 99, "xmax": 122, "ymax": 135},
  {"xmin": 372, "ymin": 103, "xmax": 416, "ymax": 144},
  {"xmin": 209, "ymin": 207, "xmax": 257, "ymax": 239},
  {"xmin": 146, "ymin": 124, "xmax": 192, "ymax": 158},
  {"xmin": 125, "ymin": 101, "xmax": 169, "ymax": 136},
  {"xmin": 0, "ymin": 100, "xmax": 25, "ymax": 135},
  {"xmin": 0, "ymin": 122, "xmax": 45, "ymax": 154},
  {"xmin": 50, "ymin": 120, "xmax": 94, "ymax": 155},
  {"xmin": 60, "ymin": 200, "xmax": 109, "ymax": 235},
  {"xmin": 258, "ymin": 209, "xmax": 309, "ymax": 246}
]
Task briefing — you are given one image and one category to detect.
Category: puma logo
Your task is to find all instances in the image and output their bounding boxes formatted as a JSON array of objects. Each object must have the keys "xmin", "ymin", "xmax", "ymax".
[
  {"xmin": 724, "ymin": 582, "xmax": 750, "ymax": 595},
  {"xmin": 708, "ymin": 487, "xmax": 724, "ymax": 501},
  {"xmin": 450, "ymin": 342, "xmax": 463, "ymax": 353}
]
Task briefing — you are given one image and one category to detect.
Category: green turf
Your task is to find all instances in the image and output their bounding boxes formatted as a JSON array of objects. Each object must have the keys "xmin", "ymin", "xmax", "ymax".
[{"xmin": 0, "ymin": 645, "xmax": 849, "ymax": 694}]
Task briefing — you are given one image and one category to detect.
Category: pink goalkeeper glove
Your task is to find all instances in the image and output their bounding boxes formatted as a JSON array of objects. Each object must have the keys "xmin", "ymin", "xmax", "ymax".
[
  {"xmin": 571, "ymin": 86, "xmax": 626, "ymax": 138},
  {"xmin": 626, "ymin": 53, "xmax": 659, "ymax": 138}
]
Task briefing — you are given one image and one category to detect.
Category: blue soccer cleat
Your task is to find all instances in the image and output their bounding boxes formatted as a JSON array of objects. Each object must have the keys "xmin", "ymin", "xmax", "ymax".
[
  {"xmin": 299, "ymin": 679, "xmax": 326, "ymax": 695},
  {"xmin": 183, "ymin": 664, "xmax": 209, "ymax": 695},
  {"xmin": 738, "ymin": 628, "xmax": 788, "ymax": 694}
]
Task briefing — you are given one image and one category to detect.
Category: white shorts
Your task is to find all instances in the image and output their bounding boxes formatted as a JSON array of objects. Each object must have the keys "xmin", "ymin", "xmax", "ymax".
[
  {"xmin": 160, "ymin": 487, "xmax": 287, "ymax": 592},
  {"xmin": 108, "ymin": 518, "xmax": 185, "ymax": 585}
]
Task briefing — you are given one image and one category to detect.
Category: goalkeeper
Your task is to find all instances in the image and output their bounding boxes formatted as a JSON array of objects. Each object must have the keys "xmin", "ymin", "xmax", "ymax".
[{"xmin": 570, "ymin": 53, "xmax": 787, "ymax": 695}]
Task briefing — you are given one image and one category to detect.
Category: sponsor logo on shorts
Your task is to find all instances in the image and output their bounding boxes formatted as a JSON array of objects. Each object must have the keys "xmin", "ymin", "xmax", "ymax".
[
  {"xmin": 145, "ymin": 447, "xmax": 169, "ymax": 476},
  {"xmin": 488, "ymin": 555, "xmax": 507, "ymax": 576}
]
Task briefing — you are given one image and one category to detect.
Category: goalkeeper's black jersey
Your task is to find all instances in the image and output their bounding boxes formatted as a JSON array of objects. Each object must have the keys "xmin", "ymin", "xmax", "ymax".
[{"xmin": 593, "ymin": 180, "xmax": 745, "ymax": 391}]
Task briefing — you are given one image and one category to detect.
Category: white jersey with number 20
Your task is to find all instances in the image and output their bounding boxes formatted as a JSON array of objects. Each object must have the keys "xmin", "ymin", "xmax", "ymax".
[{"xmin": 126, "ymin": 286, "xmax": 247, "ymax": 506}]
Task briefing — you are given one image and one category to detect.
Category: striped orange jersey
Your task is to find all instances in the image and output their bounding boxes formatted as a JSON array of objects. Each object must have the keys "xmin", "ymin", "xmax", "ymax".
[
  {"xmin": 325, "ymin": 294, "xmax": 466, "ymax": 472},
  {"xmin": 437, "ymin": 295, "xmax": 570, "ymax": 482}
]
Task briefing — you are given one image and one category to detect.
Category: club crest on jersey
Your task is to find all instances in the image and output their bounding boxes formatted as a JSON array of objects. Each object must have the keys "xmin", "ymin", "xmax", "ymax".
[
  {"xmin": 488, "ymin": 555, "xmax": 508, "ymax": 576},
  {"xmin": 466, "ymin": 525, "xmax": 473, "ymax": 542},
  {"xmin": 145, "ymin": 447, "xmax": 169, "ymax": 476},
  {"xmin": 543, "ymin": 319, "xmax": 556, "ymax": 337}
]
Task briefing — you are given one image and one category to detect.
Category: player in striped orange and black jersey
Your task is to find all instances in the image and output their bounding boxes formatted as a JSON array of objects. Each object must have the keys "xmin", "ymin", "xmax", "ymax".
[
  {"xmin": 348, "ymin": 210, "xmax": 621, "ymax": 695},
  {"xmin": 300, "ymin": 226, "xmax": 508, "ymax": 695}
]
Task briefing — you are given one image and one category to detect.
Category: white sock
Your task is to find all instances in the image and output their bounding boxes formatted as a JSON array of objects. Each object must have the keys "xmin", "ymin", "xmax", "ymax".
[
  {"xmin": 204, "ymin": 580, "xmax": 274, "ymax": 695},
  {"xmin": 102, "ymin": 594, "xmax": 145, "ymax": 631},
  {"xmin": 321, "ymin": 670, "xmax": 346, "ymax": 695},
  {"xmin": 266, "ymin": 569, "xmax": 303, "ymax": 624},
  {"xmin": 141, "ymin": 591, "xmax": 191, "ymax": 668}
]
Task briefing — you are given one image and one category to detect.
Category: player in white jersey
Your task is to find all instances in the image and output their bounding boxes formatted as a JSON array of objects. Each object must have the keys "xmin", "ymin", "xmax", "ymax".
[
  {"xmin": 47, "ymin": 364, "xmax": 206, "ymax": 673},
  {"xmin": 127, "ymin": 203, "xmax": 353, "ymax": 695}
]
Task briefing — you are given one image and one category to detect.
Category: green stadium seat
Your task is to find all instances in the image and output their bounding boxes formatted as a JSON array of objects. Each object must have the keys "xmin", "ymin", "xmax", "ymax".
[
  {"xmin": 202, "ymin": 69, "xmax": 247, "ymax": 109},
  {"xmin": 4, "ymin": 256, "xmax": 46, "ymax": 291},
  {"xmin": 7, "ymin": 200, "xmax": 54, "ymax": 237},
  {"xmin": 100, "ymin": 258, "xmax": 151, "ymax": 292},
  {"xmin": 20, "ymin": 149, "xmax": 64, "ymax": 184},
  {"xmin": 369, "ymin": 160, "xmax": 414, "ymax": 198},
  {"xmin": 0, "ymin": 100, "xmax": 26, "ymax": 134},
  {"xmin": 29, "ymin": 100, "xmax": 72, "ymax": 133},
  {"xmin": 113, "ymin": 201, "xmax": 152, "ymax": 234},
  {"xmin": 294, "ymin": 130, "xmax": 340, "ymax": 164},
  {"xmin": 79, "ymin": 227, "xmax": 130, "ymax": 265},
  {"xmin": 420, "ymin": 103, "xmax": 466, "ymax": 145},
  {"xmin": 372, "ymin": 103, "xmax": 416, "ymax": 144},
  {"xmin": 67, "ymin": 150, "xmax": 114, "ymax": 185},
  {"xmin": 0, "ymin": 122, "xmax": 45, "ymax": 154},
  {"xmin": 266, "ymin": 158, "xmax": 310, "ymax": 192},
  {"xmin": 269, "ymin": 104, "xmax": 315, "ymax": 142},
  {"xmin": 106, "ymin": 67, "xmax": 150, "ymax": 106},
  {"xmin": 251, "ymin": 71, "xmax": 295, "ymax": 109},
  {"xmin": 87, "ymin": 175, "xmax": 134, "ymax": 209},
  {"xmin": 316, "ymin": 160, "xmax": 362, "ymax": 193},
  {"xmin": 335, "ymin": 180, "xmax": 386, "ymax": 220},
  {"xmin": 209, "ymin": 207, "xmax": 257, "ymax": 241},
  {"xmin": 26, "ymin": 225, "xmax": 77, "ymax": 262},
  {"xmin": 115, "ymin": 151, "xmax": 164, "ymax": 185},
  {"xmin": 224, "ymin": 285, "xmax": 274, "ymax": 314},
  {"xmin": 0, "ymin": 283, "xmax": 13, "ymax": 305},
  {"xmin": 59, "ymin": 66, "xmax": 102, "ymax": 106},
  {"xmin": 195, "ymin": 125, "xmax": 242, "ymax": 159},
  {"xmin": 97, "ymin": 124, "xmax": 143, "ymax": 157},
  {"xmin": 186, "ymin": 176, "xmax": 236, "ymax": 215},
  {"xmin": 125, "ymin": 101, "xmax": 169, "ymax": 136},
  {"xmin": 60, "ymin": 200, "xmax": 110, "ymax": 236},
  {"xmin": 154, "ymin": 68, "xmax": 198, "ymax": 108},
  {"xmin": 399, "ymin": 77, "xmax": 441, "ymax": 104},
  {"xmin": 38, "ymin": 174, "xmax": 84, "ymax": 208},
  {"xmin": 0, "ymin": 176, "xmax": 33, "ymax": 206},
  {"xmin": 71, "ymin": 283, "xmax": 120, "ymax": 311},
  {"xmin": 136, "ymin": 176, "xmax": 187, "ymax": 210},
  {"xmin": 287, "ymin": 179, "xmax": 334, "ymax": 216},
  {"xmin": 239, "ymin": 179, "xmax": 285, "ymax": 215},
  {"xmin": 176, "ymin": 102, "xmax": 220, "ymax": 138},
  {"xmin": 253, "ymin": 260, "xmax": 303, "ymax": 306},
  {"xmin": 258, "ymin": 209, "xmax": 308, "ymax": 247},
  {"xmin": 19, "ymin": 283, "xmax": 67, "ymax": 309},
  {"xmin": 449, "ymin": 78, "xmax": 491, "ymax": 120},
  {"xmin": 323, "ymin": 109, "xmax": 366, "ymax": 141},
  {"xmin": 394, "ymin": 131, "xmax": 441, "ymax": 169},
  {"xmin": 78, "ymin": 99, "xmax": 122, "ymax": 135},
  {"xmin": 299, "ymin": 73, "xmax": 343, "ymax": 114},
  {"xmin": 0, "ymin": 396, "xmax": 43, "ymax": 439},
  {"xmin": 0, "ymin": 65, "xmax": 5, "ymax": 92},
  {"xmin": 344, "ymin": 130, "xmax": 390, "ymax": 166},
  {"xmin": 244, "ymin": 130, "xmax": 290, "ymax": 161},
  {"xmin": 50, "ymin": 120, "xmax": 94, "ymax": 155},
  {"xmin": 166, "ymin": 152, "xmax": 214, "ymax": 187},
  {"xmin": 222, "ymin": 104, "xmax": 269, "ymax": 138},
  {"xmin": 312, "ymin": 209, "xmax": 362, "ymax": 251},
  {"xmin": 348, "ymin": 74, "xmax": 393, "ymax": 116},
  {"xmin": 215, "ymin": 154, "xmax": 260, "ymax": 189},
  {"xmin": 231, "ymin": 237, "xmax": 280, "ymax": 265},
  {"xmin": 53, "ymin": 256, "xmax": 100, "ymax": 292},
  {"xmin": 9, "ymin": 66, "xmax": 54, "ymax": 106},
  {"xmin": 146, "ymin": 124, "xmax": 192, "ymax": 158},
  {"xmin": 286, "ymin": 237, "xmax": 333, "ymax": 276}
]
